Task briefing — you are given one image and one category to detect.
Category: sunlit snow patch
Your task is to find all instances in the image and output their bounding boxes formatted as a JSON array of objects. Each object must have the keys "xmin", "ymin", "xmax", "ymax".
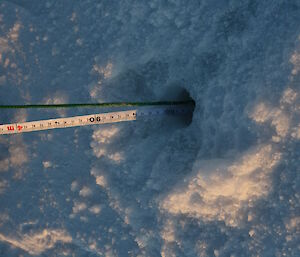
[
  {"xmin": 0, "ymin": 229, "xmax": 72, "ymax": 255},
  {"xmin": 160, "ymin": 144, "xmax": 281, "ymax": 227}
]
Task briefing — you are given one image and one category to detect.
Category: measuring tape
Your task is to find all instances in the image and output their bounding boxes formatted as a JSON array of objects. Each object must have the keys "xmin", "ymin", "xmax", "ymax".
[{"xmin": 0, "ymin": 105, "xmax": 193, "ymax": 135}]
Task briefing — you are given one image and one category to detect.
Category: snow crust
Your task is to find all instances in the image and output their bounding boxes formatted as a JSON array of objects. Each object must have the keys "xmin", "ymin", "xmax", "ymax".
[{"xmin": 0, "ymin": 1, "xmax": 299, "ymax": 256}]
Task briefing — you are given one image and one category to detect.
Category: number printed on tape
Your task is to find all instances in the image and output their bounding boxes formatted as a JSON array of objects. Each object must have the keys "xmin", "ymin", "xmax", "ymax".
[
  {"xmin": 0, "ymin": 110, "xmax": 137, "ymax": 135},
  {"xmin": 0, "ymin": 105, "xmax": 192, "ymax": 135}
]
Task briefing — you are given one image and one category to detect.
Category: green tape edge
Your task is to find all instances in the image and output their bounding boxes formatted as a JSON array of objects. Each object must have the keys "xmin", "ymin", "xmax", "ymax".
[{"xmin": 0, "ymin": 100, "xmax": 195, "ymax": 109}]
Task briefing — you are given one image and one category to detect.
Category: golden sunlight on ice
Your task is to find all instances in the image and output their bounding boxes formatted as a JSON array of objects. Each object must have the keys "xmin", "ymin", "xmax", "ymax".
[
  {"xmin": 93, "ymin": 62, "xmax": 113, "ymax": 79},
  {"xmin": 91, "ymin": 126, "xmax": 124, "ymax": 163},
  {"xmin": 160, "ymin": 144, "xmax": 281, "ymax": 226},
  {"xmin": 250, "ymin": 87, "xmax": 299, "ymax": 142},
  {"xmin": 0, "ymin": 229, "xmax": 72, "ymax": 255}
]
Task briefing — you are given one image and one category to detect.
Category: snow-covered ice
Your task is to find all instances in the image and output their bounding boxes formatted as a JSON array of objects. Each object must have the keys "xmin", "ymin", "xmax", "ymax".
[{"xmin": 0, "ymin": 0, "xmax": 299, "ymax": 256}]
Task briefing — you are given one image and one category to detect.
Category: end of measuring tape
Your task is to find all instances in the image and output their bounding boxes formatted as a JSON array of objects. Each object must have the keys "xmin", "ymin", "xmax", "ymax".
[{"xmin": 136, "ymin": 105, "xmax": 194, "ymax": 117}]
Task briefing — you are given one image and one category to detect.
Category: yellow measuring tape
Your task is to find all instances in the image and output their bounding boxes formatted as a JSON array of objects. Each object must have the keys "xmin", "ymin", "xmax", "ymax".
[{"xmin": 0, "ymin": 103, "xmax": 194, "ymax": 135}]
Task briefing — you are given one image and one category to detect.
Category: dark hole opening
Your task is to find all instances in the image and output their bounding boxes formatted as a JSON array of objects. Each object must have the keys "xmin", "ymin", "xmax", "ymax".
[{"xmin": 160, "ymin": 85, "xmax": 195, "ymax": 127}]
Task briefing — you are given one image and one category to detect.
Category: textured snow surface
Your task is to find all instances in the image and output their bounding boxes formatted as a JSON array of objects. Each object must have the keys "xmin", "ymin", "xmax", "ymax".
[{"xmin": 0, "ymin": 0, "xmax": 300, "ymax": 256}]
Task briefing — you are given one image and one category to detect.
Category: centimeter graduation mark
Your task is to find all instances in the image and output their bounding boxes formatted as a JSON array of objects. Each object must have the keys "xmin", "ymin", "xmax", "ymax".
[
  {"xmin": 1, "ymin": 110, "xmax": 137, "ymax": 135},
  {"xmin": 0, "ymin": 106, "xmax": 192, "ymax": 135}
]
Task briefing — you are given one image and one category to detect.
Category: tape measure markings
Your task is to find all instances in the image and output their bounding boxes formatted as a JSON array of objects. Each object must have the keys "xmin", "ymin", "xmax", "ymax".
[
  {"xmin": 0, "ymin": 105, "xmax": 192, "ymax": 135},
  {"xmin": 0, "ymin": 110, "xmax": 137, "ymax": 135}
]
